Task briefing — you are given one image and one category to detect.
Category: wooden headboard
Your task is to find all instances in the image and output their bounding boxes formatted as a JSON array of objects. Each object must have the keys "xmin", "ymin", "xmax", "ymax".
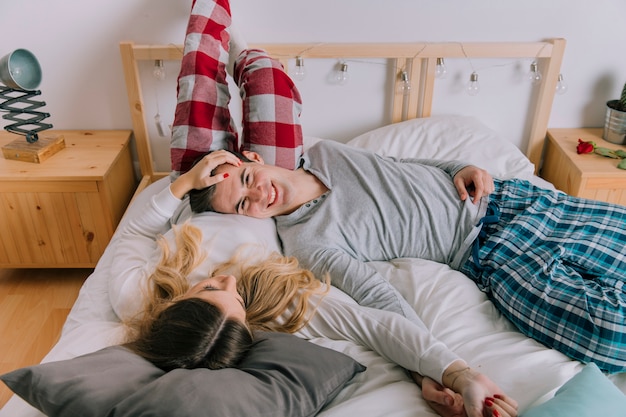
[{"xmin": 120, "ymin": 39, "xmax": 566, "ymax": 191}]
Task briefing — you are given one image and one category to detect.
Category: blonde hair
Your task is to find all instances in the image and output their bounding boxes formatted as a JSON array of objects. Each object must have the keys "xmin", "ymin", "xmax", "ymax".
[{"xmin": 128, "ymin": 222, "xmax": 328, "ymax": 340}]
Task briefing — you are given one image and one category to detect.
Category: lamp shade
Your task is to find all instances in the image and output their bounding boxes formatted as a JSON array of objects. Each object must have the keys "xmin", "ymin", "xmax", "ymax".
[{"xmin": 0, "ymin": 49, "xmax": 42, "ymax": 90}]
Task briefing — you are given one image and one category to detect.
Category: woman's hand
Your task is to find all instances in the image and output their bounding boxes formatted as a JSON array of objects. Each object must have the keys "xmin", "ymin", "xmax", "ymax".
[
  {"xmin": 170, "ymin": 150, "xmax": 241, "ymax": 199},
  {"xmin": 441, "ymin": 362, "xmax": 518, "ymax": 417},
  {"xmin": 453, "ymin": 165, "xmax": 494, "ymax": 205}
]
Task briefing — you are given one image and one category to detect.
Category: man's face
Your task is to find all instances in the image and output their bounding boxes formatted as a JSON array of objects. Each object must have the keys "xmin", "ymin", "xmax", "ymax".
[{"xmin": 210, "ymin": 160, "xmax": 299, "ymax": 218}]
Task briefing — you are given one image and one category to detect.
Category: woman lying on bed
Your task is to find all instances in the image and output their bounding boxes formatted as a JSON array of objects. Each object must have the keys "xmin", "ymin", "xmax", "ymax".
[{"xmin": 114, "ymin": 151, "xmax": 518, "ymax": 417}]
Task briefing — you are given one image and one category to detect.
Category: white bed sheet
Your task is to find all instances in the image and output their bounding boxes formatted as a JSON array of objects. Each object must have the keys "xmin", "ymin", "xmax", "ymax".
[{"xmin": 3, "ymin": 123, "xmax": 626, "ymax": 416}]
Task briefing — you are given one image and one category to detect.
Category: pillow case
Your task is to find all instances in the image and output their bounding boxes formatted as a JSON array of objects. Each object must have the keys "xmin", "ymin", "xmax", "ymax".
[
  {"xmin": 520, "ymin": 363, "xmax": 626, "ymax": 417},
  {"xmin": 0, "ymin": 332, "xmax": 365, "ymax": 417},
  {"xmin": 346, "ymin": 115, "xmax": 536, "ymax": 180}
]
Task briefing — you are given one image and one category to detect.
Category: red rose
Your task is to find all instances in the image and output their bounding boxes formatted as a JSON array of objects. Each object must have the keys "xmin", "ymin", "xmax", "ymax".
[{"xmin": 576, "ymin": 139, "xmax": 595, "ymax": 154}]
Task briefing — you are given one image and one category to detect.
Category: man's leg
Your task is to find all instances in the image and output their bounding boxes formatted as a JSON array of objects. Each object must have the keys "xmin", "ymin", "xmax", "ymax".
[
  {"xmin": 466, "ymin": 179, "xmax": 626, "ymax": 373},
  {"xmin": 171, "ymin": 0, "xmax": 237, "ymax": 176},
  {"xmin": 233, "ymin": 49, "xmax": 304, "ymax": 170}
]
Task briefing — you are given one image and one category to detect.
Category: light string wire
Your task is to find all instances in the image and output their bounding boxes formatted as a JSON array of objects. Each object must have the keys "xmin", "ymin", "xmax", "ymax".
[
  {"xmin": 279, "ymin": 41, "xmax": 552, "ymax": 83},
  {"xmin": 164, "ymin": 41, "xmax": 550, "ymax": 80}
]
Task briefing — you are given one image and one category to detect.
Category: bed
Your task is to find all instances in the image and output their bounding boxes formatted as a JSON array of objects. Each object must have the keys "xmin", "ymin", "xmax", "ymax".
[{"xmin": 2, "ymin": 38, "xmax": 626, "ymax": 417}]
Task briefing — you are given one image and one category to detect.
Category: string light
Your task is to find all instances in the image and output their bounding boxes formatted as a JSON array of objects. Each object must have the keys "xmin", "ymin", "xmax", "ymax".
[
  {"xmin": 467, "ymin": 72, "xmax": 480, "ymax": 96},
  {"xmin": 334, "ymin": 62, "xmax": 350, "ymax": 85},
  {"xmin": 556, "ymin": 73, "xmax": 568, "ymax": 95},
  {"xmin": 526, "ymin": 60, "xmax": 542, "ymax": 85},
  {"xmin": 398, "ymin": 71, "xmax": 411, "ymax": 96},
  {"xmin": 435, "ymin": 58, "xmax": 447, "ymax": 79},
  {"xmin": 152, "ymin": 59, "xmax": 168, "ymax": 137},
  {"xmin": 293, "ymin": 56, "xmax": 306, "ymax": 81},
  {"xmin": 152, "ymin": 59, "xmax": 166, "ymax": 81}
]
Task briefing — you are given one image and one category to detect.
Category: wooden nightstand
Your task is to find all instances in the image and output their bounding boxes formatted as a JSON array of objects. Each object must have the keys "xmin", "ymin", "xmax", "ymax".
[
  {"xmin": 0, "ymin": 130, "xmax": 138, "ymax": 268},
  {"xmin": 541, "ymin": 128, "xmax": 626, "ymax": 205}
]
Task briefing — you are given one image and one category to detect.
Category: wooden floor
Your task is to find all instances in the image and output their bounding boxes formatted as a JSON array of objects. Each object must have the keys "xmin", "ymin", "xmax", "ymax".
[{"xmin": 0, "ymin": 267, "xmax": 91, "ymax": 409}]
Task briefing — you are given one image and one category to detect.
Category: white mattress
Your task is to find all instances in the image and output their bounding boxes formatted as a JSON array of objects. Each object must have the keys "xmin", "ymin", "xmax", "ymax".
[{"xmin": 3, "ymin": 117, "xmax": 625, "ymax": 416}]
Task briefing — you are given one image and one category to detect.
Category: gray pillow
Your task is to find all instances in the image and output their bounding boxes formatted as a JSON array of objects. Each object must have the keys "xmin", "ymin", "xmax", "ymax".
[{"xmin": 1, "ymin": 332, "xmax": 365, "ymax": 417}]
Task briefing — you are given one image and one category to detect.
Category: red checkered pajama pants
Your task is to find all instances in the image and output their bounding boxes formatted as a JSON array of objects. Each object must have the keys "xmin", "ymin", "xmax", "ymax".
[{"xmin": 170, "ymin": 0, "xmax": 303, "ymax": 176}]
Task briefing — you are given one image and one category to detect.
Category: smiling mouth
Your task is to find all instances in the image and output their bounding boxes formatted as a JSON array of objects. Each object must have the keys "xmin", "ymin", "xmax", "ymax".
[{"xmin": 268, "ymin": 186, "xmax": 276, "ymax": 206}]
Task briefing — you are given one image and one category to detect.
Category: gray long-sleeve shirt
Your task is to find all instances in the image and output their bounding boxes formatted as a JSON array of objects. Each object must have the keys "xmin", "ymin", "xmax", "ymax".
[{"xmin": 276, "ymin": 140, "xmax": 488, "ymax": 323}]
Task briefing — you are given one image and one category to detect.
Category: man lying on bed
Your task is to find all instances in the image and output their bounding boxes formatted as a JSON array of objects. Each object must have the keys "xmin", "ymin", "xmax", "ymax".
[
  {"xmin": 197, "ymin": 138, "xmax": 626, "ymax": 377},
  {"xmin": 173, "ymin": 0, "xmax": 625, "ymax": 386}
]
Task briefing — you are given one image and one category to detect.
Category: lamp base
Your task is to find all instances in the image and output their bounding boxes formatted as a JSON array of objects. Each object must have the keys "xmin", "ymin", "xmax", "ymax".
[{"xmin": 2, "ymin": 134, "xmax": 66, "ymax": 163}]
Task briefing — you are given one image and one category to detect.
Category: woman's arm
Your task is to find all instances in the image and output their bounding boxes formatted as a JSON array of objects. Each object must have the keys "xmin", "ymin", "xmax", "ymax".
[
  {"xmin": 296, "ymin": 287, "xmax": 517, "ymax": 417},
  {"xmin": 295, "ymin": 287, "xmax": 458, "ymax": 383},
  {"xmin": 108, "ymin": 185, "xmax": 181, "ymax": 321}
]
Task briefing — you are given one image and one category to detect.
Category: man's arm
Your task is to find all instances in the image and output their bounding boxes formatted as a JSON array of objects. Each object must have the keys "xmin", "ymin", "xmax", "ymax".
[{"xmin": 398, "ymin": 158, "xmax": 494, "ymax": 204}]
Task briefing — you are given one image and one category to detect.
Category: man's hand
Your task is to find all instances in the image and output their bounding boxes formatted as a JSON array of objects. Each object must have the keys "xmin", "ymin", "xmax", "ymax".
[
  {"xmin": 453, "ymin": 166, "xmax": 494, "ymax": 205},
  {"xmin": 420, "ymin": 376, "xmax": 466, "ymax": 417}
]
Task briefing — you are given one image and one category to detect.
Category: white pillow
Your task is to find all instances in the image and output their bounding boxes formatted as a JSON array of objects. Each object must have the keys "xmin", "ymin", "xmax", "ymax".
[
  {"xmin": 169, "ymin": 194, "xmax": 281, "ymax": 284},
  {"xmin": 346, "ymin": 115, "xmax": 535, "ymax": 180}
]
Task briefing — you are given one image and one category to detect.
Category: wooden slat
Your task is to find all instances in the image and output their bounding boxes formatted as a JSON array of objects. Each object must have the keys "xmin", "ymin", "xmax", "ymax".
[
  {"xmin": 127, "ymin": 41, "xmax": 558, "ymax": 60},
  {"xmin": 526, "ymin": 38, "xmax": 567, "ymax": 171},
  {"xmin": 392, "ymin": 58, "xmax": 408, "ymax": 123},
  {"xmin": 119, "ymin": 42, "xmax": 156, "ymax": 179},
  {"xmin": 254, "ymin": 42, "xmax": 557, "ymax": 59},
  {"xmin": 419, "ymin": 58, "xmax": 436, "ymax": 118}
]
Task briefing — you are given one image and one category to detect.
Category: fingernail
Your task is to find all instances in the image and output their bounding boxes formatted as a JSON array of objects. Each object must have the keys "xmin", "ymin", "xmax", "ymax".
[
  {"xmin": 485, "ymin": 398, "xmax": 494, "ymax": 407},
  {"xmin": 223, "ymin": 173, "xmax": 229, "ymax": 179},
  {"xmin": 494, "ymin": 394, "xmax": 502, "ymax": 399},
  {"xmin": 493, "ymin": 410, "xmax": 500, "ymax": 417}
]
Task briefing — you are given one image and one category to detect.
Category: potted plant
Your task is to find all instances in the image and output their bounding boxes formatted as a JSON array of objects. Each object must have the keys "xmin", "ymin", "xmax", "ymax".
[{"xmin": 603, "ymin": 82, "xmax": 626, "ymax": 145}]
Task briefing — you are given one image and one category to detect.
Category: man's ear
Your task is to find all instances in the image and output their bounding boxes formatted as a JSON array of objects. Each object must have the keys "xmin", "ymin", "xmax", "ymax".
[{"xmin": 242, "ymin": 150, "xmax": 264, "ymax": 164}]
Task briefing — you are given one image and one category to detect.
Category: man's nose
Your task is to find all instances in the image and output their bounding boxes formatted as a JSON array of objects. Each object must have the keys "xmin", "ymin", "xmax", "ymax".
[{"xmin": 246, "ymin": 185, "xmax": 264, "ymax": 202}]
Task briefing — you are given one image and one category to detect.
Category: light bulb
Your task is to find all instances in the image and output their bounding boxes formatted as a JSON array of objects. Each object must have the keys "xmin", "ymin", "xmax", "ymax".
[
  {"xmin": 526, "ymin": 60, "xmax": 542, "ymax": 85},
  {"xmin": 293, "ymin": 56, "xmax": 306, "ymax": 81},
  {"xmin": 153, "ymin": 59, "xmax": 166, "ymax": 81},
  {"xmin": 467, "ymin": 72, "xmax": 480, "ymax": 96},
  {"xmin": 397, "ymin": 71, "xmax": 411, "ymax": 96},
  {"xmin": 435, "ymin": 57, "xmax": 447, "ymax": 79},
  {"xmin": 556, "ymin": 73, "xmax": 568, "ymax": 95},
  {"xmin": 335, "ymin": 62, "xmax": 349, "ymax": 85}
]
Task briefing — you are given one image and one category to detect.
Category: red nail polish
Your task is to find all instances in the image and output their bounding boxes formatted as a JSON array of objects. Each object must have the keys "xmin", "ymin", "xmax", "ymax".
[
  {"xmin": 494, "ymin": 394, "xmax": 502, "ymax": 399},
  {"xmin": 493, "ymin": 410, "xmax": 500, "ymax": 417},
  {"xmin": 485, "ymin": 398, "xmax": 494, "ymax": 407},
  {"xmin": 223, "ymin": 173, "xmax": 229, "ymax": 179}
]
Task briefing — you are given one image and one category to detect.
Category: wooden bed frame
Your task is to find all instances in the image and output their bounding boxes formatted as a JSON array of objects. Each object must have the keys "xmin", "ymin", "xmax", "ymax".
[{"xmin": 119, "ymin": 39, "xmax": 566, "ymax": 192}]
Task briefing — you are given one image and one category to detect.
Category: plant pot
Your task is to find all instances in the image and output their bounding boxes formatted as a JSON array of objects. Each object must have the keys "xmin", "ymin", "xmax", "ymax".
[{"xmin": 603, "ymin": 100, "xmax": 626, "ymax": 145}]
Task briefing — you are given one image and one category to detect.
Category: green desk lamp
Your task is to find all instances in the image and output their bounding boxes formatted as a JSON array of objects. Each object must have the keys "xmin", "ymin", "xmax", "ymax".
[{"xmin": 0, "ymin": 49, "xmax": 64, "ymax": 163}]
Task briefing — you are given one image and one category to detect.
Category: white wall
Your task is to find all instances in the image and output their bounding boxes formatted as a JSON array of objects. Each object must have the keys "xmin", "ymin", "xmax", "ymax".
[{"xmin": 1, "ymin": 0, "xmax": 625, "ymax": 171}]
